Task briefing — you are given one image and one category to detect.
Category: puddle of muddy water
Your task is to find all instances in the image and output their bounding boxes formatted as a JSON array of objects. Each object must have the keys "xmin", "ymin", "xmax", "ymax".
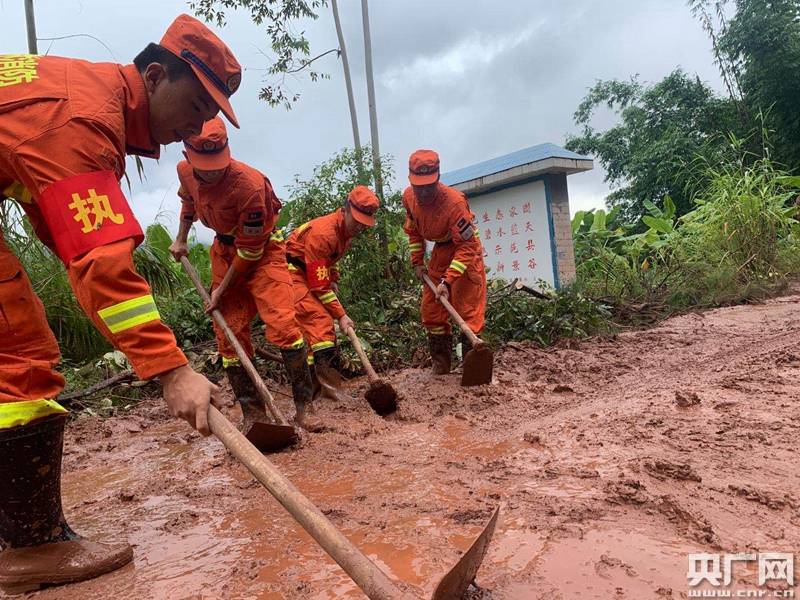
[
  {"xmin": 439, "ymin": 417, "xmax": 526, "ymax": 460},
  {"xmin": 493, "ymin": 526, "xmax": 699, "ymax": 599}
]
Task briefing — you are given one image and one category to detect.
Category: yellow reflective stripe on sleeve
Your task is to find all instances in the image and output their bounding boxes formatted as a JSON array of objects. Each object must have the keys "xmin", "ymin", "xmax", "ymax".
[
  {"xmin": 269, "ymin": 228, "xmax": 285, "ymax": 242},
  {"xmin": 408, "ymin": 242, "xmax": 423, "ymax": 252},
  {"xmin": 429, "ymin": 326, "xmax": 447, "ymax": 335},
  {"xmin": 295, "ymin": 222, "xmax": 311, "ymax": 234},
  {"xmin": 222, "ymin": 356, "xmax": 241, "ymax": 369},
  {"xmin": 0, "ymin": 399, "xmax": 67, "ymax": 430},
  {"xmin": 319, "ymin": 291, "xmax": 337, "ymax": 304},
  {"xmin": 287, "ymin": 263, "xmax": 298, "ymax": 272},
  {"xmin": 3, "ymin": 181, "xmax": 33, "ymax": 204},
  {"xmin": 237, "ymin": 247, "xmax": 263, "ymax": 261},
  {"xmin": 98, "ymin": 295, "xmax": 160, "ymax": 334},
  {"xmin": 449, "ymin": 260, "xmax": 467, "ymax": 274},
  {"xmin": 311, "ymin": 340, "xmax": 335, "ymax": 352}
]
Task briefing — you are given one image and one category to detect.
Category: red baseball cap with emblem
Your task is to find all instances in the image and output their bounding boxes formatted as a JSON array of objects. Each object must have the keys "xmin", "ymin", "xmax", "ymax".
[
  {"xmin": 160, "ymin": 14, "xmax": 242, "ymax": 128},
  {"xmin": 408, "ymin": 149, "xmax": 440, "ymax": 185},
  {"xmin": 184, "ymin": 116, "xmax": 230, "ymax": 170},
  {"xmin": 347, "ymin": 185, "xmax": 380, "ymax": 227}
]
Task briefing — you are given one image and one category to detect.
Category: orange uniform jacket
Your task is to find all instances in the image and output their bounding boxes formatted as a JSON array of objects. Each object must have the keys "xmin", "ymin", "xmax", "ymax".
[
  {"xmin": 177, "ymin": 159, "xmax": 304, "ymax": 354},
  {"xmin": 0, "ymin": 55, "xmax": 187, "ymax": 401},
  {"xmin": 177, "ymin": 158, "xmax": 278, "ymax": 271},
  {"xmin": 402, "ymin": 183, "xmax": 484, "ymax": 282},
  {"xmin": 285, "ymin": 209, "xmax": 351, "ymax": 320},
  {"xmin": 402, "ymin": 183, "xmax": 487, "ymax": 334}
]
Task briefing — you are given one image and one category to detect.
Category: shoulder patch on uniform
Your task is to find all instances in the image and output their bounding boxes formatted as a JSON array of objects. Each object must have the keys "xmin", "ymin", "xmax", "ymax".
[{"xmin": 457, "ymin": 216, "xmax": 474, "ymax": 240}]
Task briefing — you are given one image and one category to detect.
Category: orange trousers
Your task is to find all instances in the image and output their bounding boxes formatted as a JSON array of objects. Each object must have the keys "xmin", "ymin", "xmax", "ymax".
[
  {"xmin": 289, "ymin": 269, "xmax": 336, "ymax": 354},
  {"xmin": 210, "ymin": 240, "xmax": 304, "ymax": 360},
  {"xmin": 0, "ymin": 233, "xmax": 65, "ymax": 401},
  {"xmin": 423, "ymin": 244, "xmax": 486, "ymax": 335}
]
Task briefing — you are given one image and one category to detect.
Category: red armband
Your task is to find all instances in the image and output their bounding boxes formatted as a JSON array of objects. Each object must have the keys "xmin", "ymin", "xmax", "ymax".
[
  {"xmin": 306, "ymin": 259, "xmax": 331, "ymax": 289},
  {"xmin": 38, "ymin": 171, "xmax": 144, "ymax": 264}
]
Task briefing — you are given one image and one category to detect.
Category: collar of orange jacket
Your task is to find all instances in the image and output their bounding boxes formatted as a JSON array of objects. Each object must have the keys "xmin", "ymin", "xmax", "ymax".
[{"xmin": 121, "ymin": 64, "xmax": 160, "ymax": 160}]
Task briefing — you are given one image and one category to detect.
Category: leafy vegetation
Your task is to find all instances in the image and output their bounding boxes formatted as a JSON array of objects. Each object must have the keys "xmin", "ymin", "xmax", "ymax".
[
  {"xmin": 569, "ymin": 0, "xmax": 800, "ymax": 223},
  {"xmin": 565, "ymin": 70, "xmax": 744, "ymax": 223},
  {"xmin": 572, "ymin": 138, "xmax": 800, "ymax": 318}
]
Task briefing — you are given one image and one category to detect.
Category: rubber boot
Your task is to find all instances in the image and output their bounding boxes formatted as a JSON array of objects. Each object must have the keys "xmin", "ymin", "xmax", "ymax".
[
  {"xmin": 313, "ymin": 347, "xmax": 350, "ymax": 403},
  {"xmin": 282, "ymin": 347, "xmax": 324, "ymax": 432},
  {"xmin": 225, "ymin": 364, "xmax": 269, "ymax": 435},
  {"xmin": 309, "ymin": 362, "xmax": 323, "ymax": 403},
  {"xmin": 0, "ymin": 414, "xmax": 133, "ymax": 595},
  {"xmin": 429, "ymin": 333, "xmax": 453, "ymax": 375}
]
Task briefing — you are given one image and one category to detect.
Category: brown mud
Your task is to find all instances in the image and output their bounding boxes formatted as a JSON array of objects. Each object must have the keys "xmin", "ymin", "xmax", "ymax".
[{"xmin": 20, "ymin": 288, "xmax": 800, "ymax": 599}]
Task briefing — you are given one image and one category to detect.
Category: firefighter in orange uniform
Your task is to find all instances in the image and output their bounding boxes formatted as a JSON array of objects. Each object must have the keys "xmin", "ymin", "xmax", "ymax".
[
  {"xmin": 402, "ymin": 150, "xmax": 487, "ymax": 374},
  {"xmin": 285, "ymin": 187, "xmax": 379, "ymax": 398},
  {"xmin": 169, "ymin": 117, "xmax": 322, "ymax": 432},
  {"xmin": 0, "ymin": 15, "xmax": 240, "ymax": 592}
]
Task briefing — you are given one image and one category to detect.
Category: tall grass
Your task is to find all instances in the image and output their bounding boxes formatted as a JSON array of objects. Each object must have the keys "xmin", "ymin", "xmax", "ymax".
[{"xmin": 574, "ymin": 139, "xmax": 800, "ymax": 314}]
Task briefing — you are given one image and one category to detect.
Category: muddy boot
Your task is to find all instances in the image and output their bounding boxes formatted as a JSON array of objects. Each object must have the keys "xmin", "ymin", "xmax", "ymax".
[
  {"xmin": 282, "ymin": 347, "xmax": 324, "ymax": 432},
  {"xmin": 225, "ymin": 364, "xmax": 269, "ymax": 435},
  {"xmin": 313, "ymin": 347, "xmax": 350, "ymax": 403},
  {"xmin": 0, "ymin": 414, "xmax": 133, "ymax": 595},
  {"xmin": 429, "ymin": 333, "xmax": 453, "ymax": 375},
  {"xmin": 308, "ymin": 362, "xmax": 326, "ymax": 404}
]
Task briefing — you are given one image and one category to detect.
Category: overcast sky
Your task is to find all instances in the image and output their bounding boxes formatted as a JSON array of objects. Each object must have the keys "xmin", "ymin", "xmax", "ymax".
[{"xmin": 3, "ymin": 0, "xmax": 725, "ymax": 241}]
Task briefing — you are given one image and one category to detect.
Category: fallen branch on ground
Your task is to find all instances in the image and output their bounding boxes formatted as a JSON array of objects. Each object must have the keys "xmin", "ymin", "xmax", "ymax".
[{"xmin": 58, "ymin": 370, "xmax": 135, "ymax": 403}]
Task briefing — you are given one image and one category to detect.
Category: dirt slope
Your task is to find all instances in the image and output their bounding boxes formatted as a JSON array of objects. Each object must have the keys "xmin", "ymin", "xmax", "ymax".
[{"xmin": 21, "ymin": 288, "xmax": 800, "ymax": 599}]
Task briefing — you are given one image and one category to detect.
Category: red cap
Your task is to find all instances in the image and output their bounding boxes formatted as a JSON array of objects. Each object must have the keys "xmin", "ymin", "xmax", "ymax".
[
  {"xmin": 183, "ymin": 117, "xmax": 231, "ymax": 170},
  {"xmin": 160, "ymin": 14, "xmax": 242, "ymax": 128},
  {"xmin": 408, "ymin": 149, "xmax": 440, "ymax": 185},
  {"xmin": 347, "ymin": 186, "xmax": 379, "ymax": 227}
]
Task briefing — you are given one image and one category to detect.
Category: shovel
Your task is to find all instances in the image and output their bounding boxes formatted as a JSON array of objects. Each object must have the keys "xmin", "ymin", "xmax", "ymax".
[
  {"xmin": 344, "ymin": 326, "xmax": 398, "ymax": 416},
  {"xmin": 422, "ymin": 273, "xmax": 494, "ymax": 387},
  {"xmin": 181, "ymin": 256, "xmax": 297, "ymax": 453},
  {"xmin": 209, "ymin": 403, "xmax": 499, "ymax": 599}
]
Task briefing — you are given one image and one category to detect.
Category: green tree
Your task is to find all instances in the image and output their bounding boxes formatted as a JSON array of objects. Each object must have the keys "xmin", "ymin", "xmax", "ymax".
[
  {"xmin": 190, "ymin": 0, "xmax": 333, "ymax": 109},
  {"xmin": 716, "ymin": 0, "xmax": 800, "ymax": 169},
  {"xmin": 566, "ymin": 70, "xmax": 742, "ymax": 223}
]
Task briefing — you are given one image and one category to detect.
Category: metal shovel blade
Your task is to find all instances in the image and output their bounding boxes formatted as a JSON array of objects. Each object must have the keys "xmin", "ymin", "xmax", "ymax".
[
  {"xmin": 365, "ymin": 380, "xmax": 398, "ymax": 416},
  {"xmin": 460, "ymin": 343, "xmax": 494, "ymax": 387},
  {"xmin": 430, "ymin": 506, "xmax": 499, "ymax": 600},
  {"xmin": 245, "ymin": 422, "xmax": 298, "ymax": 454}
]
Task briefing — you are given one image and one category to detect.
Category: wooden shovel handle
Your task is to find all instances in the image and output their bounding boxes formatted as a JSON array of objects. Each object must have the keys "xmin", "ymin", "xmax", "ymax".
[
  {"xmin": 207, "ymin": 405, "xmax": 416, "ymax": 600},
  {"xmin": 180, "ymin": 256, "xmax": 289, "ymax": 426},
  {"xmin": 344, "ymin": 327, "xmax": 379, "ymax": 381},
  {"xmin": 421, "ymin": 273, "xmax": 482, "ymax": 347}
]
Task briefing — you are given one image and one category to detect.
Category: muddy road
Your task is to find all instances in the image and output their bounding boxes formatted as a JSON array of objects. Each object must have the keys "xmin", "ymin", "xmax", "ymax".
[{"xmin": 22, "ymin": 289, "xmax": 800, "ymax": 599}]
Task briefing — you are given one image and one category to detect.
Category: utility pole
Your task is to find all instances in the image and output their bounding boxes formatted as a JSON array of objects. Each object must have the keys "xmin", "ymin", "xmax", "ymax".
[
  {"xmin": 360, "ymin": 0, "xmax": 383, "ymax": 203},
  {"xmin": 331, "ymin": 0, "xmax": 362, "ymax": 170},
  {"xmin": 24, "ymin": 0, "xmax": 38, "ymax": 54}
]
